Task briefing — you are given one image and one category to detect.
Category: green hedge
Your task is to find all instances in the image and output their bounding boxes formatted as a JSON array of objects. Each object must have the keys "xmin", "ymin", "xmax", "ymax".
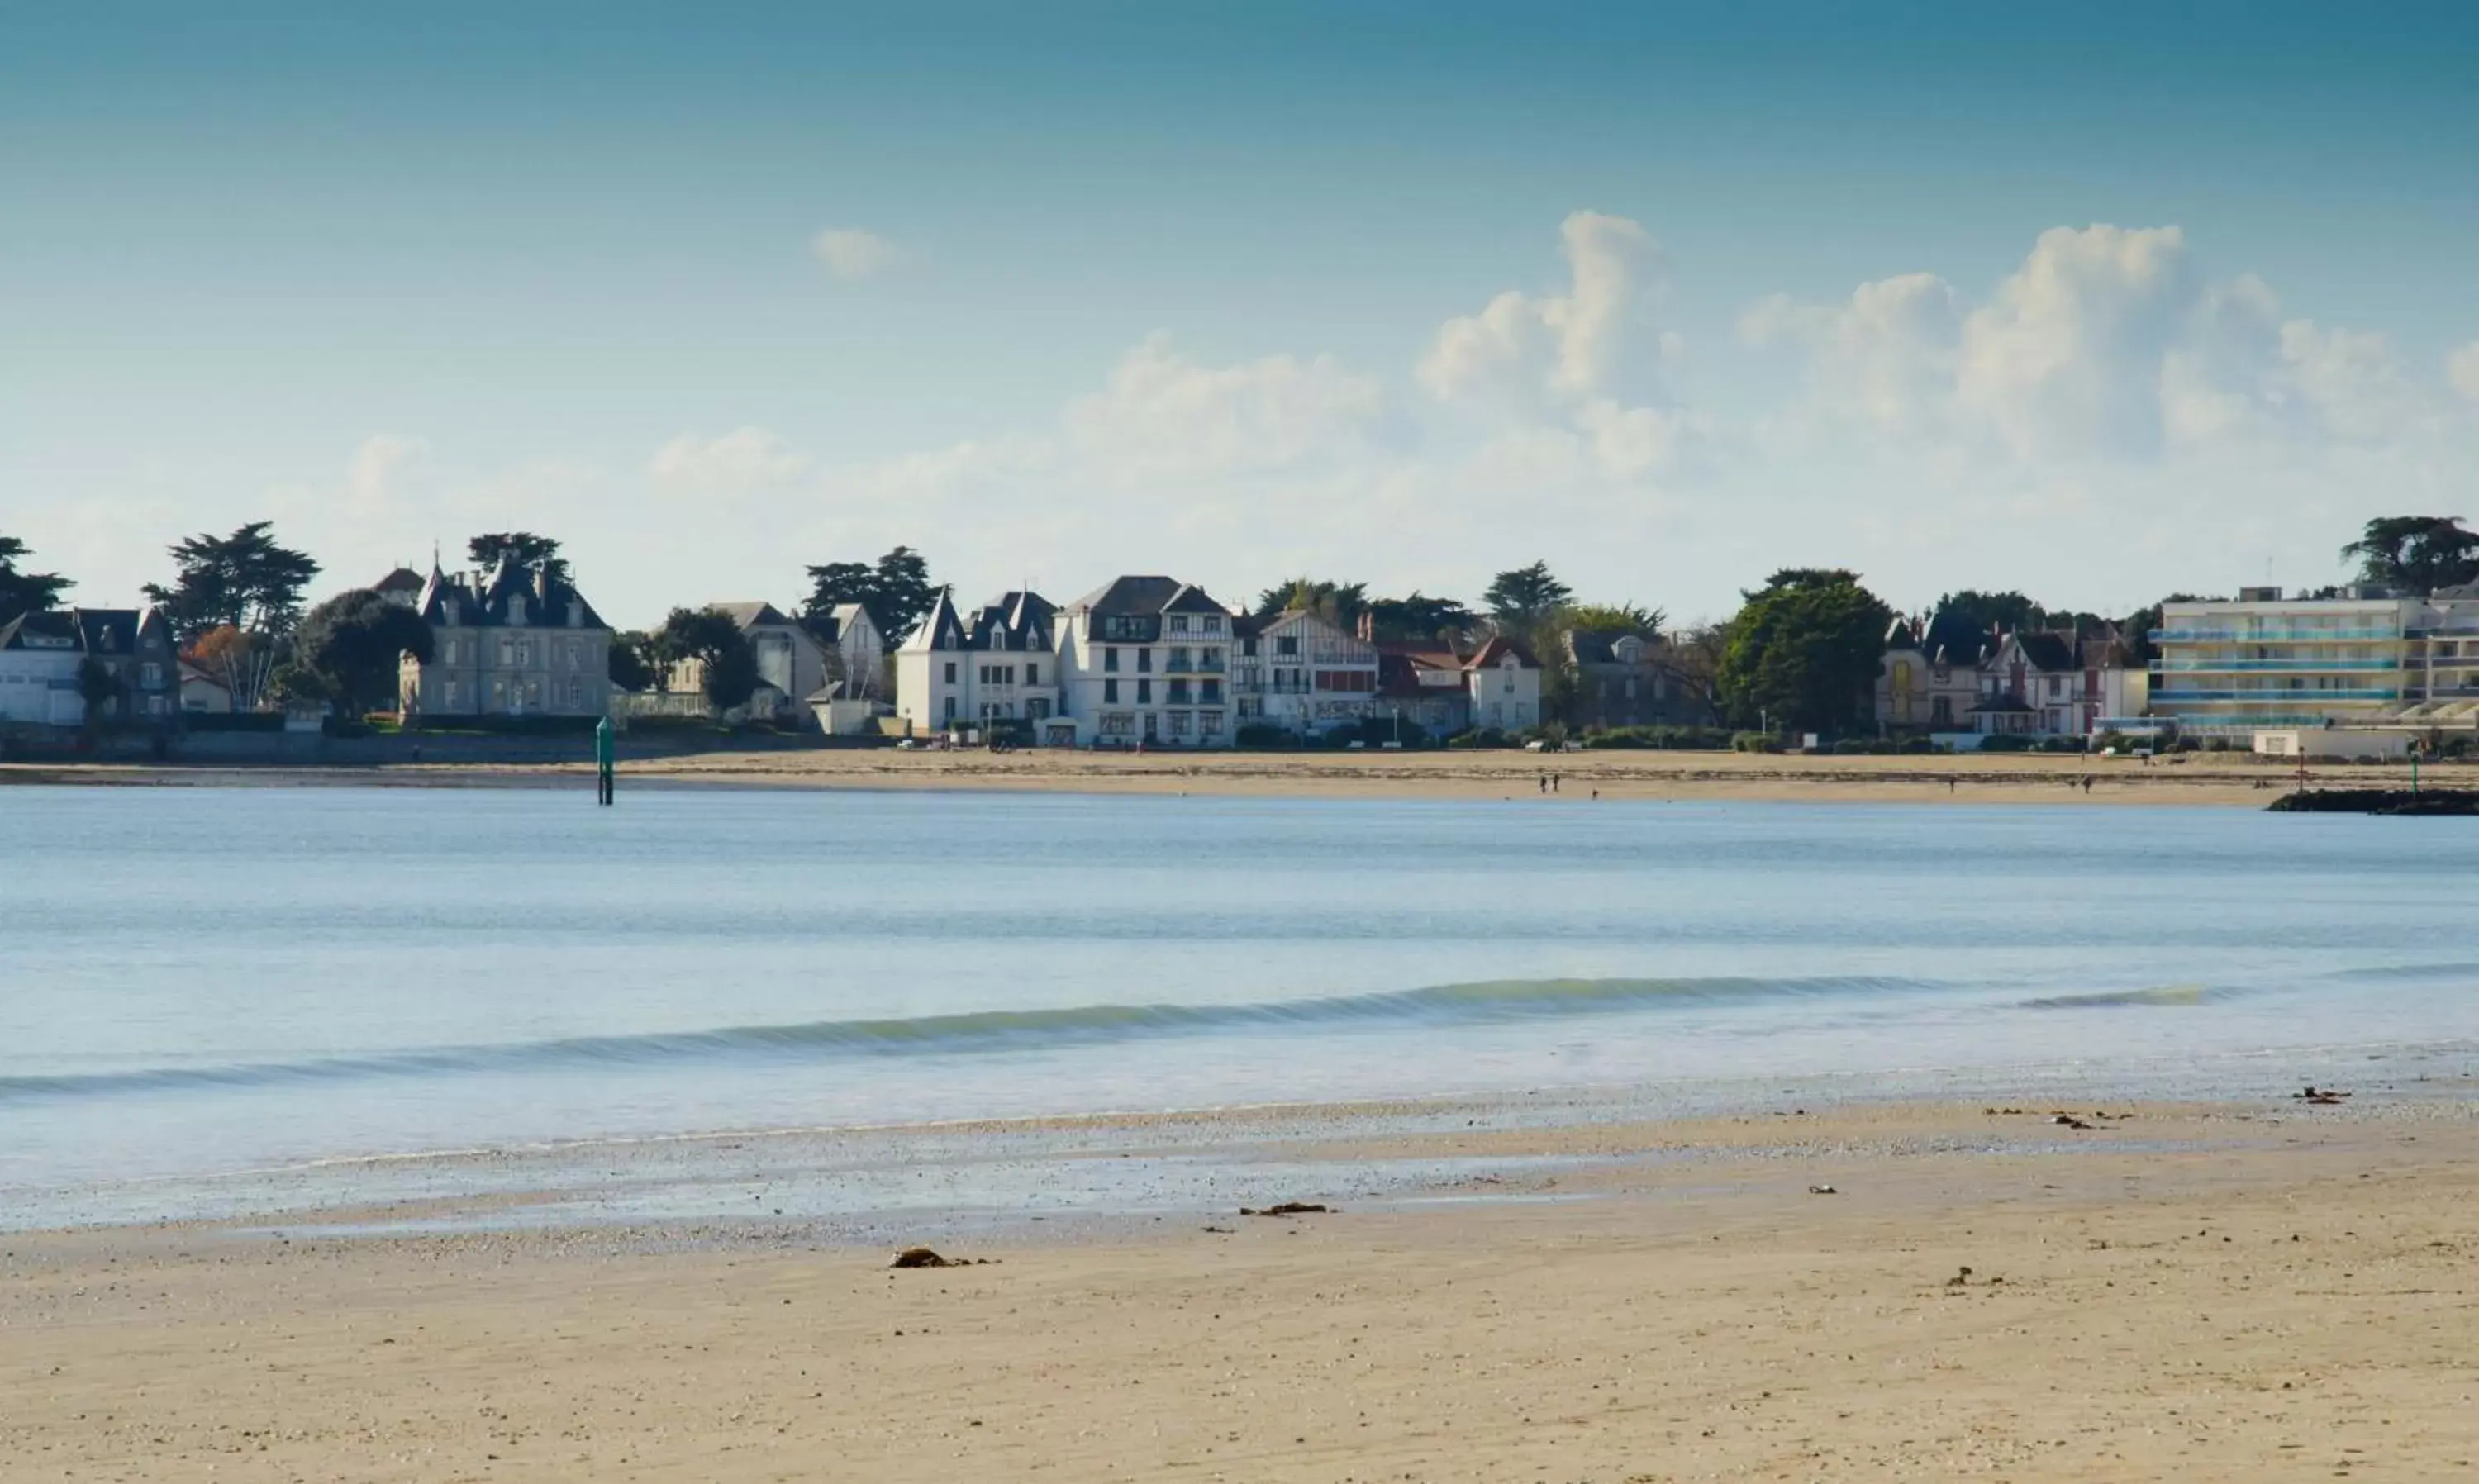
[
  {"xmin": 1579, "ymin": 725, "xmax": 1734, "ymax": 751},
  {"xmin": 182, "ymin": 712, "xmax": 285, "ymax": 733},
  {"xmin": 407, "ymin": 713, "xmax": 608, "ymax": 735}
]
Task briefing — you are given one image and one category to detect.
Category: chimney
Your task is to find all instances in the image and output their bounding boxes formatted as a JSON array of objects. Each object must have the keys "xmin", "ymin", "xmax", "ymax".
[{"xmin": 1356, "ymin": 610, "xmax": 1375, "ymax": 644}]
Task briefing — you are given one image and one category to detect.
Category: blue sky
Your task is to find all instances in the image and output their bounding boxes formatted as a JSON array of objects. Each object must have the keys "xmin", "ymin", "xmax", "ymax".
[{"xmin": 7, "ymin": 1, "xmax": 2479, "ymax": 626}]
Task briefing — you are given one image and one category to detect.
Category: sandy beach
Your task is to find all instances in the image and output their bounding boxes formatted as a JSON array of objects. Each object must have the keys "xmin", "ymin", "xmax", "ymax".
[
  {"xmin": 7, "ymin": 1094, "xmax": 2476, "ymax": 1482},
  {"xmin": 2, "ymin": 744, "xmax": 2429, "ymax": 806}
]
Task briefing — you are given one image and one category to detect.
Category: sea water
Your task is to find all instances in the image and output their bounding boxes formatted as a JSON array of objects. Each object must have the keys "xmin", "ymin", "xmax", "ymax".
[{"xmin": 3, "ymin": 783, "xmax": 2476, "ymax": 1225}]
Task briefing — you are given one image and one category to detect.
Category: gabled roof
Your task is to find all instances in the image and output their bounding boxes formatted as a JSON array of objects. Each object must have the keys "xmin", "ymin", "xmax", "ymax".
[
  {"xmin": 373, "ymin": 567, "xmax": 426, "ymax": 595},
  {"xmin": 2010, "ymin": 631, "xmax": 2079, "ymax": 673},
  {"xmin": 711, "ymin": 602, "xmax": 793, "ymax": 630},
  {"xmin": 906, "ymin": 590, "xmax": 960, "ymax": 652},
  {"xmin": 0, "ymin": 610, "xmax": 82, "ymax": 651},
  {"xmin": 1465, "ymin": 635, "xmax": 1537, "ymax": 670}
]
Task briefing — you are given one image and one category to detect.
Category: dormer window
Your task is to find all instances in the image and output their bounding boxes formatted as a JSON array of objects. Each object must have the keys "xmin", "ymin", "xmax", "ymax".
[{"xmin": 1169, "ymin": 615, "xmax": 1190, "ymax": 635}]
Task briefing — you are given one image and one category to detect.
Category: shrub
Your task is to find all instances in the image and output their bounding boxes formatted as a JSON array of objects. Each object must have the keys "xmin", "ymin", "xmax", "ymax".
[
  {"xmin": 1730, "ymin": 731, "xmax": 1782, "ymax": 754},
  {"xmin": 1449, "ymin": 727, "xmax": 1515, "ymax": 749},
  {"xmin": 1975, "ymin": 734, "xmax": 2035, "ymax": 753},
  {"xmin": 1235, "ymin": 722, "xmax": 1299, "ymax": 749}
]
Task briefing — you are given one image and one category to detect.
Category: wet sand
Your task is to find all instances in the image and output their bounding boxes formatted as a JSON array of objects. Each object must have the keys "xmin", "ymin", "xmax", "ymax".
[
  {"xmin": 3, "ymin": 745, "xmax": 2417, "ymax": 806},
  {"xmin": 7, "ymin": 1096, "xmax": 2475, "ymax": 1482}
]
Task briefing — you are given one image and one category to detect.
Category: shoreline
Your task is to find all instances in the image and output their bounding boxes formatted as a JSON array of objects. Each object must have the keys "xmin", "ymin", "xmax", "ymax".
[
  {"xmin": 8, "ymin": 1091, "xmax": 2475, "ymax": 1481},
  {"xmin": 1, "ymin": 745, "xmax": 2412, "ymax": 806}
]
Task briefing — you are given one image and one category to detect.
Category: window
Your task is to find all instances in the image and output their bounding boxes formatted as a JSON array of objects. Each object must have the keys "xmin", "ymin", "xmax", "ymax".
[
  {"xmin": 1104, "ymin": 648, "xmax": 1120, "ymax": 672},
  {"xmin": 567, "ymin": 641, "xmax": 582, "ymax": 672},
  {"xmin": 1025, "ymin": 662, "xmax": 1039, "ymax": 684},
  {"xmin": 1201, "ymin": 679, "xmax": 1221, "ymax": 703},
  {"xmin": 1005, "ymin": 665, "xmax": 1016, "ymax": 684},
  {"xmin": 1624, "ymin": 677, "xmax": 1637, "ymax": 700},
  {"xmin": 1105, "ymin": 678, "xmax": 1120, "ymax": 703},
  {"xmin": 514, "ymin": 640, "xmax": 531, "ymax": 666},
  {"xmin": 943, "ymin": 697, "xmax": 957, "ymax": 722},
  {"xmin": 944, "ymin": 662, "xmax": 957, "ymax": 684},
  {"xmin": 1167, "ymin": 710, "xmax": 1192, "ymax": 735},
  {"xmin": 1168, "ymin": 647, "xmax": 1191, "ymax": 671},
  {"xmin": 1136, "ymin": 649, "xmax": 1152, "ymax": 673},
  {"xmin": 1169, "ymin": 615, "xmax": 1190, "ymax": 635},
  {"xmin": 1202, "ymin": 615, "xmax": 1223, "ymax": 635},
  {"xmin": 1099, "ymin": 711, "xmax": 1135, "ymax": 736},
  {"xmin": 567, "ymin": 678, "xmax": 582, "ymax": 708},
  {"xmin": 1276, "ymin": 636, "xmax": 1299, "ymax": 656},
  {"xmin": 498, "ymin": 637, "xmax": 515, "ymax": 664},
  {"xmin": 1168, "ymin": 681, "xmax": 1192, "ymax": 705},
  {"xmin": 443, "ymin": 679, "xmax": 459, "ymax": 707},
  {"xmin": 2047, "ymin": 677, "xmax": 2063, "ymax": 699},
  {"xmin": 1136, "ymin": 678, "xmax": 1152, "ymax": 704},
  {"xmin": 1201, "ymin": 648, "xmax": 1220, "ymax": 670},
  {"xmin": 140, "ymin": 662, "xmax": 163, "ymax": 687},
  {"xmin": 1241, "ymin": 637, "xmax": 1259, "ymax": 657},
  {"xmin": 1200, "ymin": 709, "xmax": 1223, "ymax": 733}
]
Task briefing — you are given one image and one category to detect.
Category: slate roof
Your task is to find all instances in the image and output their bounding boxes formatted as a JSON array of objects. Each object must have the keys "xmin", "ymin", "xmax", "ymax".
[
  {"xmin": 2013, "ymin": 632, "xmax": 2079, "ymax": 672},
  {"xmin": 1567, "ymin": 630, "xmax": 1661, "ymax": 666},
  {"xmin": 903, "ymin": 588, "xmax": 1058, "ymax": 652},
  {"xmin": 373, "ymin": 567, "xmax": 426, "ymax": 596},
  {"xmin": 711, "ymin": 602, "xmax": 793, "ymax": 630},
  {"xmin": 0, "ymin": 611, "xmax": 82, "ymax": 650},
  {"xmin": 2, "ymin": 608, "xmax": 171, "ymax": 656},
  {"xmin": 1066, "ymin": 575, "xmax": 1230, "ymax": 617},
  {"xmin": 414, "ymin": 555, "xmax": 608, "ymax": 631}
]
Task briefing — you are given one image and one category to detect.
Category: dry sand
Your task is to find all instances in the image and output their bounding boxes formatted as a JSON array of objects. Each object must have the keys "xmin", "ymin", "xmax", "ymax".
[
  {"xmin": 7, "ymin": 1097, "xmax": 2476, "ymax": 1482},
  {"xmin": 5, "ymin": 745, "xmax": 2432, "ymax": 806}
]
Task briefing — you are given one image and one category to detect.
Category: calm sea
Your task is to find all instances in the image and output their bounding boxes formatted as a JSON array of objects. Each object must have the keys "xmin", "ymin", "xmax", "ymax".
[{"xmin": 3, "ymin": 783, "xmax": 2476, "ymax": 1225}]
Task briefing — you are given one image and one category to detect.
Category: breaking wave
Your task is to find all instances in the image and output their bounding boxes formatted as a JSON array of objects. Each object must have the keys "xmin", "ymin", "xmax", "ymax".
[{"xmin": 0, "ymin": 974, "xmax": 1931, "ymax": 1102}]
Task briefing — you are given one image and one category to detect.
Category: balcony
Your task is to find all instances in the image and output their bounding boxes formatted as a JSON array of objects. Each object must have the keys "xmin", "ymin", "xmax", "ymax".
[
  {"xmin": 2153, "ymin": 659, "xmax": 2402, "ymax": 673},
  {"xmin": 2150, "ymin": 688, "xmax": 2399, "ymax": 702},
  {"xmin": 2151, "ymin": 628, "xmax": 2400, "ymax": 642}
]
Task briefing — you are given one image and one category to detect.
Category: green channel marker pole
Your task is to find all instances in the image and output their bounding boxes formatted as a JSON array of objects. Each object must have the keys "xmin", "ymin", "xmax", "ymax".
[{"xmin": 595, "ymin": 716, "xmax": 615, "ymax": 806}]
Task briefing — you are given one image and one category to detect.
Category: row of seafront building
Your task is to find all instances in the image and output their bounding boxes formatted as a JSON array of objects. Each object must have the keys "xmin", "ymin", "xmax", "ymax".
[
  {"xmin": 22, "ymin": 549, "xmax": 2477, "ymax": 754},
  {"xmin": 1876, "ymin": 582, "xmax": 2479, "ymax": 755},
  {"xmin": 891, "ymin": 576, "xmax": 1550, "ymax": 745}
]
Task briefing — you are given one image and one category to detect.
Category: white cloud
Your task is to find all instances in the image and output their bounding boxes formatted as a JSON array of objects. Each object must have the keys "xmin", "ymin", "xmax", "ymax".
[
  {"xmin": 1955, "ymin": 225, "xmax": 2196, "ymax": 459},
  {"xmin": 345, "ymin": 433, "xmax": 427, "ymax": 511},
  {"xmin": 1739, "ymin": 272, "xmax": 1961, "ymax": 440},
  {"xmin": 1748, "ymin": 224, "xmax": 2453, "ymax": 469},
  {"xmin": 811, "ymin": 227, "xmax": 900, "ymax": 281},
  {"xmin": 2450, "ymin": 342, "xmax": 2479, "ymax": 404},
  {"xmin": 1419, "ymin": 210, "xmax": 1661, "ymax": 403},
  {"xmin": 649, "ymin": 427, "xmax": 811, "ymax": 498},
  {"xmin": 1063, "ymin": 334, "xmax": 1398, "ymax": 485}
]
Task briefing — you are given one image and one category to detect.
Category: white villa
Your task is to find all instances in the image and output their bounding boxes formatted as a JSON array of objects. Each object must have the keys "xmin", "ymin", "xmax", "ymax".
[{"xmin": 893, "ymin": 588, "xmax": 1064, "ymax": 740}]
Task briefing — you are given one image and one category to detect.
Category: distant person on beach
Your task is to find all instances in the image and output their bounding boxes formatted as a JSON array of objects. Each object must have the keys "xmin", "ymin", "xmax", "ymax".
[{"xmin": 1539, "ymin": 774, "xmax": 1548, "ymax": 794}]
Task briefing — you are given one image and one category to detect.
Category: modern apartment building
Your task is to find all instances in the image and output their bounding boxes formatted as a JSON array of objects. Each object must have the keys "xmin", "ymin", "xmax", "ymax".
[{"xmin": 2147, "ymin": 585, "xmax": 2479, "ymax": 735}]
